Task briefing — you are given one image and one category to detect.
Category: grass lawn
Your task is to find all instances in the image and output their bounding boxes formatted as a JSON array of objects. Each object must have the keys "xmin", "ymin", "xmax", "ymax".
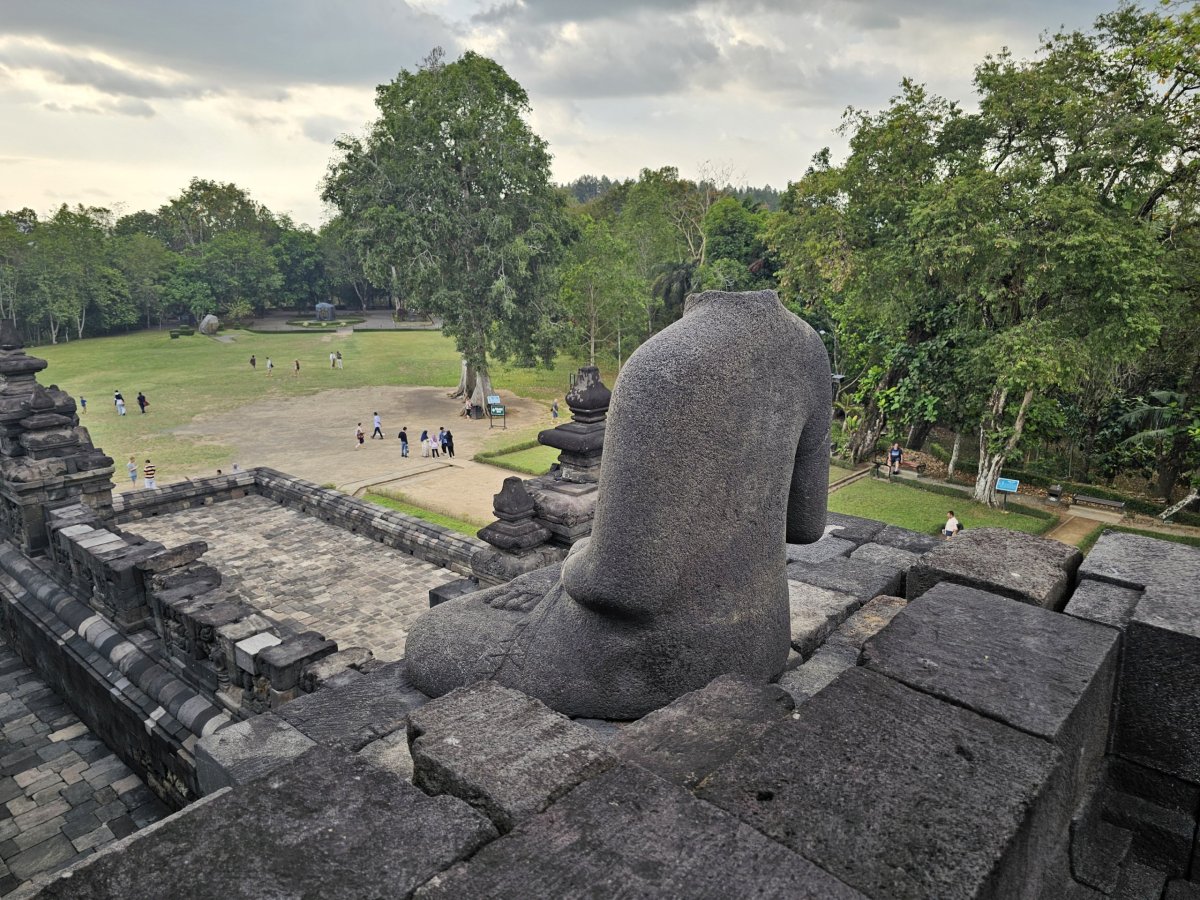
[
  {"xmin": 364, "ymin": 491, "xmax": 482, "ymax": 538},
  {"xmin": 481, "ymin": 443, "xmax": 560, "ymax": 476},
  {"xmin": 829, "ymin": 477, "xmax": 1054, "ymax": 536},
  {"xmin": 35, "ymin": 328, "xmax": 605, "ymax": 471},
  {"xmin": 829, "ymin": 464, "xmax": 856, "ymax": 484}
]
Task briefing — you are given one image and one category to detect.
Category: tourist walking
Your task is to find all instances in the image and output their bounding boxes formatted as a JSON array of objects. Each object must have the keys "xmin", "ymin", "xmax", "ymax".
[
  {"xmin": 943, "ymin": 510, "xmax": 961, "ymax": 539},
  {"xmin": 428, "ymin": 431, "xmax": 440, "ymax": 458},
  {"xmin": 143, "ymin": 459, "xmax": 157, "ymax": 489},
  {"xmin": 250, "ymin": 355, "xmax": 256, "ymax": 370},
  {"xmin": 335, "ymin": 350, "xmax": 343, "ymax": 369},
  {"xmin": 293, "ymin": 359, "xmax": 300, "ymax": 377},
  {"xmin": 330, "ymin": 351, "xmax": 336, "ymax": 369},
  {"xmin": 266, "ymin": 357, "xmax": 274, "ymax": 376},
  {"xmin": 398, "ymin": 428, "xmax": 409, "ymax": 457},
  {"xmin": 419, "ymin": 429, "xmax": 430, "ymax": 457},
  {"xmin": 126, "ymin": 456, "xmax": 137, "ymax": 486},
  {"xmin": 551, "ymin": 399, "xmax": 559, "ymax": 422},
  {"xmin": 137, "ymin": 391, "xmax": 148, "ymax": 414},
  {"xmin": 888, "ymin": 442, "xmax": 903, "ymax": 476},
  {"xmin": 355, "ymin": 423, "xmax": 365, "ymax": 449},
  {"xmin": 79, "ymin": 396, "xmax": 86, "ymax": 414},
  {"xmin": 437, "ymin": 427, "xmax": 447, "ymax": 454},
  {"xmin": 444, "ymin": 430, "xmax": 455, "ymax": 459},
  {"xmin": 114, "ymin": 391, "xmax": 126, "ymax": 416},
  {"xmin": 372, "ymin": 413, "xmax": 383, "ymax": 439}
]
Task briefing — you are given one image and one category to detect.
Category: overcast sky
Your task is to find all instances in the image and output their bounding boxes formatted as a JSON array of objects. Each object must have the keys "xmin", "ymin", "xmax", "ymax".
[{"xmin": 0, "ymin": 0, "xmax": 1120, "ymax": 227}]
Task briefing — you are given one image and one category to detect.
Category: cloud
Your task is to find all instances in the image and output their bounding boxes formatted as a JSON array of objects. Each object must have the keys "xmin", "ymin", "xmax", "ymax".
[
  {"xmin": 42, "ymin": 97, "xmax": 156, "ymax": 117},
  {"xmin": 301, "ymin": 115, "xmax": 357, "ymax": 144},
  {"xmin": 0, "ymin": 39, "xmax": 208, "ymax": 100}
]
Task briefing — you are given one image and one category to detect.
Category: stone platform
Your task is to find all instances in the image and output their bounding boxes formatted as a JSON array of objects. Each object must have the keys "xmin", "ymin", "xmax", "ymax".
[{"xmin": 129, "ymin": 495, "xmax": 459, "ymax": 660}]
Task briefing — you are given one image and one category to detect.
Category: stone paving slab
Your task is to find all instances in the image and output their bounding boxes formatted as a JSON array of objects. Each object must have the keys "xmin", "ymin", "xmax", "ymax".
[
  {"xmin": 129, "ymin": 494, "xmax": 459, "ymax": 660},
  {"xmin": 0, "ymin": 639, "xmax": 166, "ymax": 896}
]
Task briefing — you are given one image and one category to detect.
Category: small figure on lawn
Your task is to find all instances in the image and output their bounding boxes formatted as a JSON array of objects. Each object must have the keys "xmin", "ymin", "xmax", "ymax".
[
  {"xmin": 943, "ymin": 510, "xmax": 962, "ymax": 539},
  {"xmin": 888, "ymin": 442, "xmax": 903, "ymax": 476},
  {"xmin": 137, "ymin": 391, "xmax": 148, "ymax": 414}
]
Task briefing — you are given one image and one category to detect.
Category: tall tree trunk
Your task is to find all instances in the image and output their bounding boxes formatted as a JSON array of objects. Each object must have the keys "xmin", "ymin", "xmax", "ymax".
[
  {"xmin": 448, "ymin": 358, "xmax": 475, "ymax": 399},
  {"xmin": 947, "ymin": 430, "xmax": 962, "ymax": 479},
  {"xmin": 973, "ymin": 386, "xmax": 1034, "ymax": 507},
  {"xmin": 908, "ymin": 420, "xmax": 933, "ymax": 452},
  {"xmin": 848, "ymin": 369, "xmax": 899, "ymax": 464}
]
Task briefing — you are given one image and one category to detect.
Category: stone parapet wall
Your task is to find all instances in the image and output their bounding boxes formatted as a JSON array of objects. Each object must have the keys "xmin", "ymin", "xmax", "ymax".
[{"xmin": 112, "ymin": 471, "xmax": 257, "ymax": 523}]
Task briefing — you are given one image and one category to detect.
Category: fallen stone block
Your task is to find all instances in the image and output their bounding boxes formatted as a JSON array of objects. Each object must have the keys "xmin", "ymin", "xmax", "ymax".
[
  {"xmin": 300, "ymin": 646, "xmax": 374, "ymax": 693},
  {"xmin": 788, "ymin": 554, "xmax": 905, "ymax": 603},
  {"xmin": 907, "ymin": 527, "xmax": 1082, "ymax": 608},
  {"xmin": 194, "ymin": 714, "xmax": 314, "ymax": 795},
  {"xmin": 609, "ymin": 674, "xmax": 794, "ymax": 789},
  {"xmin": 785, "ymin": 535, "xmax": 855, "ymax": 565},
  {"xmin": 357, "ymin": 729, "xmax": 413, "ymax": 781},
  {"xmin": 408, "ymin": 681, "xmax": 616, "ymax": 833},
  {"xmin": 777, "ymin": 641, "xmax": 858, "ymax": 705},
  {"xmin": 1065, "ymin": 579, "xmax": 1143, "ymax": 632},
  {"xmin": 849, "ymin": 541, "xmax": 920, "ymax": 572},
  {"xmin": 1077, "ymin": 531, "xmax": 1200, "ymax": 592},
  {"xmin": 863, "ymin": 582, "xmax": 1118, "ymax": 809},
  {"xmin": 696, "ymin": 667, "xmax": 1067, "ymax": 900},
  {"xmin": 415, "ymin": 764, "xmax": 865, "ymax": 899},
  {"xmin": 787, "ymin": 580, "xmax": 863, "ymax": 658},
  {"xmin": 825, "ymin": 512, "xmax": 886, "ymax": 545},
  {"xmin": 1101, "ymin": 788, "xmax": 1195, "ymax": 877},
  {"xmin": 873, "ymin": 524, "xmax": 941, "ymax": 554},
  {"xmin": 38, "ymin": 746, "xmax": 496, "ymax": 899},
  {"xmin": 825, "ymin": 594, "xmax": 907, "ymax": 652}
]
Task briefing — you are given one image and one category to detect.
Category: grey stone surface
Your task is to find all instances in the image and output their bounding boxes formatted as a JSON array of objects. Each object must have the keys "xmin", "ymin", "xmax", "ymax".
[
  {"xmin": 277, "ymin": 659, "xmax": 429, "ymax": 752},
  {"xmin": 786, "ymin": 535, "xmax": 854, "ymax": 565},
  {"xmin": 787, "ymin": 555, "xmax": 904, "ymax": 602},
  {"xmin": 1070, "ymin": 801, "xmax": 1133, "ymax": 895},
  {"xmin": 405, "ymin": 290, "xmax": 833, "ymax": 718},
  {"xmin": 849, "ymin": 541, "xmax": 919, "ymax": 571},
  {"xmin": 408, "ymin": 682, "xmax": 616, "ymax": 832},
  {"xmin": 608, "ymin": 674, "xmax": 794, "ymax": 789},
  {"xmin": 1106, "ymin": 757, "xmax": 1200, "ymax": 816},
  {"xmin": 357, "ymin": 729, "xmax": 413, "ymax": 781},
  {"xmin": 863, "ymin": 582, "xmax": 1118, "ymax": 809},
  {"xmin": 1065, "ymin": 579, "xmax": 1143, "ymax": 632},
  {"xmin": 697, "ymin": 667, "xmax": 1067, "ymax": 900},
  {"xmin": 776, "ymin": 641, "xmax": 858, "ymax": 704},
  {"xmin": 415, "ymin": 764, "xmax": 866, "ymax": 900},
  {"xmin": 197, "ymin": 314, "xmax": 219, "ymax": 335},
  {"xmin": 825, "ymin": 512, "xmax": 885, "ymax": 545},
  {"xmin": 1112, "ymin": 861, "xmax": 1168, "ymax": 900},
  {"xmin": 873, "ymin": 524, "xmax": 941, "ymax": 554},
  {"xmin": 1078, "ymin": 530, "xmax": 1200, "ymax": 592},
  {"xmin": 787, "ymin": 580, "xmax": 863, "ymax": 658},
  {"xmin": 826, "ymin": 593, "xmax": 908, "ymax": 651},
  {"xmin": 36, "ymin": 746, "xmax": 497, "ymax": 899},
  {"xmin": 907, "ymin": 527, "xmax": 1082, "ymax": 608},
  {"xmin": 429, "ymin": 576, "xmax": 478, "ymax": 608},
  {"xmin": 1166, "ymin": 879, "xmax": 1200, "ymax": 900},
  {"xmin": 194, "ymin": 714, "xmax": 313, "ymax": 795},
  {"xmin": 1102, "ymin": 788, "xmax": 1196, "ymax": 876}
]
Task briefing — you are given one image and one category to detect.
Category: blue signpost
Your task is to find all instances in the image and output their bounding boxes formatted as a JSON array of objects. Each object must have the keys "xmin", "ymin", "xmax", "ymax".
[{"xmin": 996, "ymin": 477, "xmax": 1020, "ymax": 509}]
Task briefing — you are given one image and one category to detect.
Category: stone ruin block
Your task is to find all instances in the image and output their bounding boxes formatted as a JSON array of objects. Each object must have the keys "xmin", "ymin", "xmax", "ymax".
[
  {"xmin": 696, "ymin": 667, "xmax": 1068, "ymax": 900},
  {"xmin": 862, "ymin": 581, "xmax": 1119, "ymax": 812},
  {"xmin": 416, "ymin": 764, "xmax": 865, "ymax": 899},
  {"xmin": 787, "ymin": 554, "xmax": 905, "ymax": 602},
  {"xmin": 849, "ymin": 540, "xmax": 920, "ymax": 570},
  {"xmin": 907, "ymin": 527, "xmax": 1082, "ymax": 609},
  {"xmin": 299, "ymin": 646, "xmax": 374, "ymax": 693},
  {"xmin": 429, "ymin": 576, "xmax": 479, "ymax": 608},
  {"xmin": 258, "ymin": 630, "xmax": 337, "ymax": 694},
  {"xmin": 1064, "ymin": 579, "xmax": 1143, "ymax": 632},
  {"xmin": 608, "ymin": 674, "xmax": 794, "ymax": 789},
  {"xmin": 786, "ymin": 580, "xmax": 863, "ymax": 659},
  {"xmin": 824, "ymin": 511, "xmax": 886, "ymax": 546},
  {"xmin": 195, "ymin": 713, "xmax": 314, "ymax": 795},
  {"xmin": 786, "ymin": 534, "xmax": 855, "ymax": 564},
  {"xmin": 407, "ymin": 681, "xmax": 617, "ymax": 833},
  {"xmin": 1077, "ymin": 530, "xmax": 1200, "ymax": 592},
  {"xmin": 872, "ymin": 524, "xmax": 942, "ymax": 555}
]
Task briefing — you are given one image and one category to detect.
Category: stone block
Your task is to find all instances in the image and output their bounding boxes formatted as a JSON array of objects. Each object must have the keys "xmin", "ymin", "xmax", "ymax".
[
  {"xmin": 408, "ymin": 681, "xmax": 616, "ymax": 832},
  {"xmin": 1112, "ymin": 861, "xmax": 1168, "ymax": 900},
  {"xmin": 415, "ymin": 764, "xmax": 865, "ymax": 899},
  {"xmin": 1077, "ymin": 530, "xmax": 1200, "ymax": 592},
  {"xmin": 277, "ymin": 660, "xmax": 429, "ymax": 752},
  {"xmin": 37, "ymin": 747, "xmax": 496, "ymax": 899},
  {"xmin": 357, "ymin": 729, "xmax": 413, "ymax": 781},
  {"xmin": 1065, "ymin": 579, "xmax": 1143, "ymax": 632},
  {"xmin": 849, "ymin": 541, "xmax": 920, "ymax": 571},
  {"xmin": 1106, "ymin": 757, "xmax": 1200, "ymax": 816},
  {"xmin": 777, "ymin": 641, "xmax": 858, "ymax": 705},
  {"xmin": 257, "ymin": 631, "xmax": 337, "ymax": 691},
  {"xmin": 907, "ymin": 527, "xmax": 1082, "ymax": 608},
  {"xmin": 609, "ymin": 674, "xmax": 794, "ymax": 789},
  {"xmin": 696, "ymin": 667, "xmax": 1067, "ymax": 900},
  {"xmin": 232, "ymin": 631, "xmax": 280, "ymax": 674},
  {"xmin": 786, "ymin": 580, "xmax": 862, "ymax": 658},
  {"xmin": 873, "ymin": 524, "xmax": 941, "ymax": 554},
  {"xmin": 863, "ymin": 582, "xmax": 1118, "ymax": 810},
  {"xmin": 825, "ymin": 593, "xmax": 907, "ymax": 652},
  {"xmin": 194, "ymin": 714, "xmax": 313, "ymax": 795},
  {"xmin": 1114, "ymin": 585, "xmax": 1200, "ymax": 783},
  {"xmin": 1166, "ymin": 881, "xmax": 1200, "ymax": 900},
  {"xmin": 787, "ymin": 555, "xmax": 904, "ymax": 602},
  {"xmin": 825, "ymin": 512, "xmax": 885, "ymax": 545},
  {"xmin": 1101, "ymin": 788, "xmax": 1195, "ymax": 877},
  {"xmin": 785, "ymin": 535, "xmax": 855, "ymax": 565},
  {"xmin": 300, "ymin": 647, "xmax": 373, "ymax": 694},
  {"xmin": 429, "ymin": 577, "xmax": 479, "ymax": 608}
]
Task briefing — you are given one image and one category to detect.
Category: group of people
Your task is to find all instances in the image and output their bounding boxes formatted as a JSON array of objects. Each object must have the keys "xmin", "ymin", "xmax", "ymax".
[
  {"xmin": 250, "ymin": 354, "xmax": 339, "ymax": 377},
  {"xmin": 109, "ymin": 389, "xmax": 149, "ymax": 416},
  {"xmin": 355, "ymin": 416, "xmax": 455, "ymax": 459},
  {"xmin": 126, "ymin": 456, "xmax": 158, "ymax": 489}
]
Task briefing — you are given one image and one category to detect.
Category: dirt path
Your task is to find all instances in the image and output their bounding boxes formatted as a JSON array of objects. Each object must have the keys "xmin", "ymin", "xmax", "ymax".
[
  {"xmin": 1043, "ymin": 514, "xmax": 1100, "ymax": 546},
  {"xmin": 149, "ymin": 385, "xmax": 548, "ymax": 524}
]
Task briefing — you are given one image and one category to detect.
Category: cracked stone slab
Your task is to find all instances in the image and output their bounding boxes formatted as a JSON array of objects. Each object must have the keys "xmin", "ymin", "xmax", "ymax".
[
  {"xmin": 787, "ymin": 555, "xmax": 904, "ymax": 603},
  {"xmin": 787, "ymin": 581, "xmax": 863, "ymax": 659}
]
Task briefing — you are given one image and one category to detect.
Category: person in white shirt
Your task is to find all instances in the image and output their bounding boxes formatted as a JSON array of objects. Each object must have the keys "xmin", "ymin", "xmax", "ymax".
[{"xmin": 943, "ymin": 510, "xmax": 961, "ymax": 538}]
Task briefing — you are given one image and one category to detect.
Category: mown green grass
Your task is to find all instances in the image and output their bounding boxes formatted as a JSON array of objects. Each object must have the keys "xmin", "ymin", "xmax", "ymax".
[
  {"xmin": 828, "ymin": 477, "xmax": 1053, "ymax": 535},
  {"xmin": 482, "ymin": 444, "xmax": 561, "ymax": 476},
  {"xmin": 363, "ymin": 491, "xmax": 482, "ymax": 538},
  {"xmin": 35, "ymin": 328, "xmax": 600, "ymax": 472},
  {"xmin": 1077, "ymin": 523, "xmax": 1200, "ymax": 555},
  {"xmin": 829, "ymin": 464, "xmax": 856, "ymax": 484}
]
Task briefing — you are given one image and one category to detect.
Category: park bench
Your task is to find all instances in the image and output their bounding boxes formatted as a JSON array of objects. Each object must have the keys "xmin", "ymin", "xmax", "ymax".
[
  {"xmin": 1071, "ymin": 494, "xmax": 1126, "ymax": 512},
  {"xmin": 872, "ymin": 457, "xmax": 928, "ymax": 479}
]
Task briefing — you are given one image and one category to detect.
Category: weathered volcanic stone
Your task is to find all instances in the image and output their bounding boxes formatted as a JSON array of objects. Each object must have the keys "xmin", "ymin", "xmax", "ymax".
[
  {"xmin": 357, "ymin": 728, "xmax": 414, "ymax": 781},
  {"xmin": 609, "ymin": 674, "xmax": 794, "ymax": 789},
  {"xmin": 405, "ymin": 291, "xmax": 832, "ymax": 719},
  {"xmin": 37, "ymin": 747, "xmax": 496, "ymax": 899},
  {"xmin": 1065, "ymin": 579, "xmax": 1143, "ymax": 632},
  {"xmin": 429, "ymin": 577, "xmax": 479, "ymax": 608},
  {"xmin": 787, "ymin": 555, "xmax": 904, "ymax": 602},
  {"xmin": 1106, "ymin": 757, "xmax": 1200, "ymax": 816},
  {"xmin": 1112, "ymin": 861, "xmax": 1168, "ymax": 900},
  {"xmin": 873, "ymin": 524, "xmax": 941, "ymax": 554},
  {"xmin": 787, "ymin": 581, "xmax": 863, "ymax": 658},
  {"xmin": 786, "ymin": 535, "xmax": 855, "ymax": 565},
  {"xmin": 696, "ymin": 667, "xmax": 1067, "ymax": 900},
  {"xmin": 194, "ymin": 714, "xmax": 314, "ymax": 795},
  {"xmin": 415, "ymin": 764, "xmax": 866, "ymax": 899},
  {"xmin": 850, "ymin": 541, "xmax": 920, "ymax": 571},
  {"xmin": 408, "ymin": 682, "xmax": 616, "ymax": 832},
  {"xmin": 863, "ymin": 582, "xmax": 1118, "ymax": 808},
  {"xmin": 827, "ymin": 594, "xmax": 908, "ymax": 651},
  {"xmin": 1101, "ymin": 788, "xmax": 1195, "ymax": 877},
  {"xmin": 277, "ymin": 659, "xmax": 429, "ymax": 752},
  {"xmin": 1078, "ymin": 530, "xmax": 1200, "ymax": 592},
  {"xmin": 825, "ymin": 512, "xmax": 886, "ymax": 546},
  {"xmin": 907, "ymin": 527, "xmax": 1082, "ymax": 608},
  {"xmin": 1166, "ymin": 880, "xmax": 1200, "ymax": 900}
]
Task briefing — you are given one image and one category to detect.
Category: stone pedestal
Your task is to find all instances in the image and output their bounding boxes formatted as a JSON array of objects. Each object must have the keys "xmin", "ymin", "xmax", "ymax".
[
  {"xmin": 537, "ymin": 366, "xmax": 610, "ymax": 484},
  {"xmin": 471, "ymin": 477, "xmax": 565, "ymax": 586}
]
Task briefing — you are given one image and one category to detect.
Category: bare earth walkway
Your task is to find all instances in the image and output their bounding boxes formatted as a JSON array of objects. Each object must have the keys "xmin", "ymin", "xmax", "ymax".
[{"xmin": 147, "ymin": 386, "xmax": 549, "ymax": 525}]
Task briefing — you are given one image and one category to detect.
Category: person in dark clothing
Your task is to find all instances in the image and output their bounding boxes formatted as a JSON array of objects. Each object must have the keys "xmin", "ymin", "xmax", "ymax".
[
  {"xmin": 137, "ymin": 392, "xmax": 148, "ymax": 414},
  {"xmin": 888, "ymin": 442, "xmax": 903, "ymax": 476},
  {"xmin": 444, "ymin": 430, "xmax": 455, "ymax": 458},
  {"xmin": 398, "ymin": 428, "xmax": 409, "ymax": 458}
]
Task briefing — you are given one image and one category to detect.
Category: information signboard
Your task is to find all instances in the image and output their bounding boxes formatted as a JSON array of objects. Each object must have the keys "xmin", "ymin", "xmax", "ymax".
[{"xmin": 996, "ymin": 478, "xmax": 1020, "ymax": 493}]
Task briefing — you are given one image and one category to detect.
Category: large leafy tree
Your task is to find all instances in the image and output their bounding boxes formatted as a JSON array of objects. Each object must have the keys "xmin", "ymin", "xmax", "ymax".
[
  {"xmin": 557, "ymin": 216, "xmax": 643, "ymax": 367},
  {"xmin": 322, "ymin": 49, "xmax": 568, "ymax": 406}
]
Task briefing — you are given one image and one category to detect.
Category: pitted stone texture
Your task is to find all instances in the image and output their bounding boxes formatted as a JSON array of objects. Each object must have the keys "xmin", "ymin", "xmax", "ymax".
[
  {"xmin": 415, "ymin": 764, "xmax": 866, "ymax": 900},
  {"xmin": 825, "ymin": 512, "xmax": 885, "ymax": 546},
  {"xmin": 408, "ymin": 682, "xmax": 617, "ymax": 832},
  {"xmin": 787, "ymin": 555, "xmax": 904, "ymax": 603},
  {"xmin": 787, "ymin": 581, "xmax": 863, "ymax": 659},
  {"xmin": 35, "ymin": 746, "xmax": 497, "ymax": 899},
  {"xmin": 129, "ymin": 494, "xmax": 458, "ymax": 660},
  {"xmin": 277, "ymin": 660, "xmax": 429, "ymax": 753},
  {"xmin": 873, "ymin": 524, "xmax": 941, "ymax": 555},
  {"xmin": 786, "ymin": 535, "xmax": 854, "ymax": 565},
  {"xmin": 1078, "ymin": 530, "xmax": 1200, "ymax": 592},
  {"xmin": 1101, "ymin": 788, "xmax": 1194, "ymax": 878},
  {"xmin": 697, "ymin": 667, "xmax": 1067, "ymax": 900},
  {"xmin": 609, "ymin": 675, "xmax": 794, "ymax": 789},
  {"xmin": 850, "ymin": 541, "xmax": 920, "ymax": 571},
  {"xmin": 863, "ymin": 582, "xmax": 1118, "ymax": 808},
  {"xmin": 826, "ymin": 594, "xmax": 908, "ymax": 651},
  {"xmin": 406, "ymin": 291, "xmax": 832, "ymax": 719},
  {"xmin": 357, "ymin": 729, "xmax": 414, "ymax": 781},
  {"xmin": 0, "ymin": 641, "xmax": 167, "ymax": 896},
  {"xmin": 1065, "ymin": 579, "xmax": 1143, "ymax": 632},
  {"xmin": 907, "ymin": 527, "xmax": 1082, "ymax": 608},
  {"xmin": 194, "ymin": 714, "xmax": 314, "ymax": 795}
]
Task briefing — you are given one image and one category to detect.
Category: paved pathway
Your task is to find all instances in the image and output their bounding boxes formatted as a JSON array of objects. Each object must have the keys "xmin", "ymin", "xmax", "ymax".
[
  {"xmin": 0, "ymin": 639, "xmax": 167, "ymax": 896},
  {"xmin": 128, "ymin": 494, "xmax": 459, "ymax": 661}
]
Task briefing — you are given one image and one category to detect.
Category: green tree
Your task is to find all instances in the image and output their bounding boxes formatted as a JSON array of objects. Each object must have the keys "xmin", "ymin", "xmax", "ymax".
[
  {"xmin": 558, "ymin": 216, "xmax": 643, "ymax": 366},
  {"xmin": 156, "ymin": 178, "xmax": 278, "ymax": 252},
  {"xmin": 113, "ymin": 232, "xmax": 175, "ymax": 328},
  {"xmin": 272, "ymin": 218, "xmax": 326, "ymax": 311},
  {"xmin": 322, "ymin": 49, "xmax": 568, "ymax": 406}
]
